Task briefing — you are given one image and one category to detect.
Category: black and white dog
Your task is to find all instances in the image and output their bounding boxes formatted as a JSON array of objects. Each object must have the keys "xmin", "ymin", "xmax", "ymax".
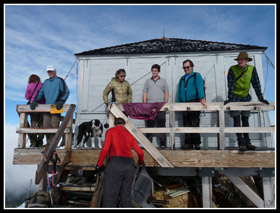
[{"xmin": 76, "ymin": 119, "xmax": 103, "ymax": 149}]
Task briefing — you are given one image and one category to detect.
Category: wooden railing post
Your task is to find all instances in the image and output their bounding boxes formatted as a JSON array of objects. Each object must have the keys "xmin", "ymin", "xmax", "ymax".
[{"xmin": 18, "ymin": 112, "xmax": 28, "ymax": 148}]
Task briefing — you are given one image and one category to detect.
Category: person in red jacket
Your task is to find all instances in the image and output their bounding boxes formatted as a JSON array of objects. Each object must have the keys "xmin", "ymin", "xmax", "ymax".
[{"xmin": 96, "ymin": 117, "xmax": 144, "ymax": 208}]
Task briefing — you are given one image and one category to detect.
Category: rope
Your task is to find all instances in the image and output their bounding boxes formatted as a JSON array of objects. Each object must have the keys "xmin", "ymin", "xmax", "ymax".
[
  {"xmin": 63, "ymin": 58, "xmax": 78, "ymax": 80},
  {"xmin": 263, "ymin": 53, "xmax": 275, "ymax": 94}
]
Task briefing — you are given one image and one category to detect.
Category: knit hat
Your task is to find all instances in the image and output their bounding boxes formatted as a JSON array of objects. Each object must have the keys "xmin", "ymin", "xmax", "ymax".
[{"xmin": 234, "ymin": 52, "xmax": 252, "ymax": 61}]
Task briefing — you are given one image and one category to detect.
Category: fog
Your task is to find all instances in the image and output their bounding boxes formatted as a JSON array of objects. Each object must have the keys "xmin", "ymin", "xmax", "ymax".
[{"xmin": 4, "ymin": 124, "xmax": 38, "ymax": 207}]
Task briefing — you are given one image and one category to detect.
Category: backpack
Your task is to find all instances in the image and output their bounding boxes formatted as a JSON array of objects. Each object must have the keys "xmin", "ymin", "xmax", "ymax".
[
  {"xmin": 131, "ymin": 163, "xmax": 154, "ymax": 208},
  {"xmin": 194, "ymin": 72, "xmax": 206, "ymax": 100},
  {"xmin": 25, "ymin": 190, "xmax": 50, "ymax": 208}
]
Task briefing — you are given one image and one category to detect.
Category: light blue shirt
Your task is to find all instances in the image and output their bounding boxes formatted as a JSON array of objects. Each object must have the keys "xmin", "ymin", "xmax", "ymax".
[{"xmin": 37, "ymin": 76, "xmax": 70, "ymax": 104}]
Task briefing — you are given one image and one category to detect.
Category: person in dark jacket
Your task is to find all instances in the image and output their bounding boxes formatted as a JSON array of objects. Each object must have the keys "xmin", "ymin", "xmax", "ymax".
[
  {"xmin": 224, "ymin": 52, "xmax": 269, "ymax": 151},
  {"xmin": 176, "ymin": 59, "xmax": 205, "ymax": 150},
  {"xmin": 96, "ymin": 117, "xmax": 144, "ymax": 208},
  {"xmin": 30, "ymin": 65, "xmax": 70, "ymax": 145}
]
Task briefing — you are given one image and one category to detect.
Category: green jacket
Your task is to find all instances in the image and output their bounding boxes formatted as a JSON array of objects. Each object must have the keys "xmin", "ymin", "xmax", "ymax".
[
  {"xmin": 103, "ymin": 77, "xmax": 132, "ymax": 104},
  {"xmin": 231, "ymin": 65, "xmax": 254, "ymax": 98}
]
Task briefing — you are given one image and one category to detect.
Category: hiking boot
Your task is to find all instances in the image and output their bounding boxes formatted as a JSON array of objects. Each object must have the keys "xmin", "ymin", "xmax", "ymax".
[
  {"xmin": 160, "ymin": 145, "xmax": 167, "ymax": 149},
  {"xmin": 246, "ymin": 143, "xmax": 256, "ymax": 150},
  {"xmin": 239, "ymin": 145, "xmax": 247, "ymax": 151},
  {"xmin": 194, "ymin": 144, "xmax": 201, "ymax": 150},
  {"xmin": 181, "ymin": 144, "xmax": 193, "ymax": 150}
]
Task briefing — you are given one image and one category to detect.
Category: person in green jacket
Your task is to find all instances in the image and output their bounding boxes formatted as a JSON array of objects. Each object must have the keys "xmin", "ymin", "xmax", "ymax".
[
  {"xmin": 224, "ymin": 52, "xmax": 269, "ymax": 151},
  {"xmin": 176, "ymin": 59, "xmax": 206, "ymax": 150},
  {"xmin": 103, "ymin": 69, "xmax": 132, "ymax": 105}
]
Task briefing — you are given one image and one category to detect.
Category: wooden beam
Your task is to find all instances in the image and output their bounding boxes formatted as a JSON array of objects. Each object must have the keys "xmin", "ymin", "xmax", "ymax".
[
  {"xmin": 109, "ymin": 103, "xmax": 173, "ymax": 168},
  {"xmin": 227, "ymin": 176, "xmax": 264, "ymax": 208},
  {"xmin": 16, "ymin": 128, "xmax": 71, "ymax": 134},
  {"xmin": 17, "ymin": 104, "xmax": 72, "ymax": 114},
  {"xmin": 13, "ymin": 149, "xmax": 275, "ymax": 168}
]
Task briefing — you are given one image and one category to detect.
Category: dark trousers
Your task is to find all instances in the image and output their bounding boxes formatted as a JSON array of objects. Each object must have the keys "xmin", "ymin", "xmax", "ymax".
[
  {"xmin": 182, "ymin": 111, "xmax": 201, "ymax": 145},
  {"xmin": 233, "ymin": 115, "xmax": 250, "ymax": 145},
  {"xmin": 102, "ymin": 156, "xmax": 135, "ymax": 208},
  {"xmin": 145, "ymin": 112, "xmax": 166, "ymax": 146}
]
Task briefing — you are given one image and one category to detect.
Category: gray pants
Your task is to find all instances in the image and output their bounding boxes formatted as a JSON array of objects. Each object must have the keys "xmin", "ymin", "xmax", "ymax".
[
  {"xmin": 102, "ymin": 156, "xmax": 135, "ymax": 208},
  {"xmin": 43, "ymin": 112, "xmax": 61, "ymax": 144}
]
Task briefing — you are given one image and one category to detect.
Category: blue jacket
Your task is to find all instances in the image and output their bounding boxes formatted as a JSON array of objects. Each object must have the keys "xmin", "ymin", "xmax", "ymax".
[
  {"xmin": 36, "ymin": 76, "xmax": 70, "ymax": 104},
  {"xmin": 176, "ymin": 71, "xmax": 205, "ymax": 102}
]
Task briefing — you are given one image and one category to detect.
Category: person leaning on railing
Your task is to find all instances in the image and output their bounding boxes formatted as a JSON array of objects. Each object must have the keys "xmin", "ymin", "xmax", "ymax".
[
  {"xmin": 224, "ymin": 52, "xmax": 269, "ymax": 151},
  {"xmin": 29, "ymin": 65, "xmax": 70, "ymax": 146}
]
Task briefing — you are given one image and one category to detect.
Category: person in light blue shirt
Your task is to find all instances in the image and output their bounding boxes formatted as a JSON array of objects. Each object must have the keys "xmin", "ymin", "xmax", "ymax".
[{"xmin": 30, "ymin": 65, "xmax": 70, "ymax": 145}]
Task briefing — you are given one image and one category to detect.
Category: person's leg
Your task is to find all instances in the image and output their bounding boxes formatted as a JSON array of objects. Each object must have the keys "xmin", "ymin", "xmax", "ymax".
[
  {"xmin": 232, "ymin": 113, "xmax": 247, "ymax": 150},
  {"xmin": 145, "ymin": 119, "xmax": 155, "ymax": 143},
  {"xmin": 241, "ymin": 112, "xmax": 255, "ymax": 150},
  {"xmin": 43, "ymin": 113, "xmax": 52, "ymax": 145},
  {"xmin": 189, "ymin": 111, "xmax": 201, "ymax": 149},
  {"xmin": 182, "ymin": 111, "xmax": 193, "ymax": 149},
  {"xmin": 119, "ymin": 161, "xmax": 135, "ymax": 207},
  {"xmin": 102, "ymin": 161, "xmax": 123, "ymax": 207},
  {"xmin": 156, "ymin": 112, "xmax": 167, "ymax": 147}
]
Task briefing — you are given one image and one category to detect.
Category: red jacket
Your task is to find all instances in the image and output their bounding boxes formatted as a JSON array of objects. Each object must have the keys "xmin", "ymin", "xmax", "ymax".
[{"xmin": 97, "ymin": 125, "xmax": 144, "ymax": 167}]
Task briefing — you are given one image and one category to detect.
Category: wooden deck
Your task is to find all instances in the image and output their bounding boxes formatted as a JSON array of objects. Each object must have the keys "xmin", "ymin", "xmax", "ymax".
[{"xmin": 13, "ymin": 148, "xmax": 275, "ymax": 168}]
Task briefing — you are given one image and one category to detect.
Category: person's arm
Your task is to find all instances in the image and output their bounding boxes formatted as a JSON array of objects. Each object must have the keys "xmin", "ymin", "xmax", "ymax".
[
  {"xmin": 227, "ymin": 68, "xmax": 235, "ymax": 100},
  {"xmin": 132, "ymin": 137, "xmax": 144, "ymax": 164},
  {"xmin": 103, "ymin": 82, "xmax": 112, "ymax": 104},
  {"xmin": 164, "ymin": 91, "xmax": 169, "ymax": 103},
  {"xmin": 96, "ymin": 131, "xmax": 112, "ymax": 167},
  {"xmin": 143, "ymin": 93, "xmax": 147, "ymax": 103},
  {"xmin": 127, "ymin": 83, "xmax": 132, "ymax": 103}
]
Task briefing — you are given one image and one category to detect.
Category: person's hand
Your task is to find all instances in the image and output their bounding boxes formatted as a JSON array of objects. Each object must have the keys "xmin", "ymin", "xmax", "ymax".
[
  {"xmin": 200, "ymin": 98, "xmax": 206, "ymax": 106},
  {"xmin": 224, "ymin": 99, "xmax": 231, "ymax": 105},
  {"xmin": 30, "ymin": 100, "xmax": 38, "ymax": 110},
  {"xmin": 95, "ymin": 165, "xmax": 104, "ymax": 176},
  {"xmin": 259, "ymin": 98, "xmax": 269, "ymax": 105},
  {"xmin": 56, "ymin": 100, "xmax": 64, "ymax": 110}
]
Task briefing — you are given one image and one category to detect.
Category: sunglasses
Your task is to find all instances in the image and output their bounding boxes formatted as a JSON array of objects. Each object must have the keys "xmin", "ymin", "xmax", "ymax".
[{"xmin": 183, "ymin": 66, "xmax": 191, "ymax": 69}]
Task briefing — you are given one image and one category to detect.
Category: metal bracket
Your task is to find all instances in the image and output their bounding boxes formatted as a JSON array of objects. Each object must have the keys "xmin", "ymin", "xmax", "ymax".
[
  {"xmin": 199, "ymin": 168, "xmax": 215, "ymax": 177},
  {"xmin": 259, "ymin": 168, "xmax": 275, "ymax": 177}
]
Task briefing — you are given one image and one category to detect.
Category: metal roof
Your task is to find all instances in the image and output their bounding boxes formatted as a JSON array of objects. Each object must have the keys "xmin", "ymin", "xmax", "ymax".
[{"xmin": 75, "ymin": 37, "xmax": 267, "ymax": 56}]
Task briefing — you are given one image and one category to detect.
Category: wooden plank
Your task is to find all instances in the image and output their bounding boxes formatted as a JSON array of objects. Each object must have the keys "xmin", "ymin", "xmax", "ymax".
[
  {"xmin": 110, "ymin": 103, "xmax": 174, "ymax": 168},
  {"xmin": 139, "ymin": 127, "xmax": 220, "ymax": 133},
  {"xmin": 18, "ymin": 113, "xmax": 27, "ymax": 148},
  {"xmin": 13, "ymin": 149, "xmax": 275, "ymax": 168},
  {"xmin": 59, "ymin": 186, "xmax": 95, "ymax": 192},
  {"xmin": 16, "ymin": 128, "xmax": 71, "ymax": 134},
  {"xmin": 227, "ymin": 176, "xmax": 264, "ymax": 208},
  {"xmin": 137, "ymin": 127, "xmax": 274, "ymax": 134},
  {"xmin": 16, "ymin": 104, "xmax": 72, "ymax": 113}
]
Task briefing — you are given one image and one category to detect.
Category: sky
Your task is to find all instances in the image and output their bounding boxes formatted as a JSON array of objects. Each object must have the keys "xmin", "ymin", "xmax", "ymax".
[{"xmin": 4, "ymin": 3, "xmax": 276, "ymax": 206}]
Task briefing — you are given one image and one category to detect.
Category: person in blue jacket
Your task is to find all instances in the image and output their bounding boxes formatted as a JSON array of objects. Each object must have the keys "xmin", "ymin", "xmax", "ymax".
[
  {"xmin": 30, "ymin": 65, "xmax": 70, "ymax": 145},
  {"xmin": 176, "ymin": 59, "xmax": 205, "ymax": 150}
]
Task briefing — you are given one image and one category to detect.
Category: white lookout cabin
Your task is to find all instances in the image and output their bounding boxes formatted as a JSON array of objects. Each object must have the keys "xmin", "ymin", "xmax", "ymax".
[{"xmin": 74, "ymin": 37, "xmax": 272, "ymax": 149}]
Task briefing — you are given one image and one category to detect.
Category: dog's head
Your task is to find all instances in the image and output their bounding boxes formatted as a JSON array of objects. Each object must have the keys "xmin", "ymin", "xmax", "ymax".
[{"xmin": 92, "ymin": 119, "xmax": 102, "ymax": 129}]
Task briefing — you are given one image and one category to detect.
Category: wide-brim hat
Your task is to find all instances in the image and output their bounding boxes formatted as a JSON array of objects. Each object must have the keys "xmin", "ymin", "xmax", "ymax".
[{"xmin": 234, "ymin": 52, "xmax": 253, "ymax": 61}]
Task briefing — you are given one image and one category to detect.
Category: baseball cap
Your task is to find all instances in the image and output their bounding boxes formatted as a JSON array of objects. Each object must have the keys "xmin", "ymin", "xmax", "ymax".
[{"xmin": 46, "ymin": 65, "xmax": 56, "ymax": 72}]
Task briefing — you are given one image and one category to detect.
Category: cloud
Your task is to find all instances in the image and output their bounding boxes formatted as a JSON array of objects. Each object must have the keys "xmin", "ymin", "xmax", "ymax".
[{"xmin": 4, "ymin": 124, "xmax": 38, "ymax": 201}]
